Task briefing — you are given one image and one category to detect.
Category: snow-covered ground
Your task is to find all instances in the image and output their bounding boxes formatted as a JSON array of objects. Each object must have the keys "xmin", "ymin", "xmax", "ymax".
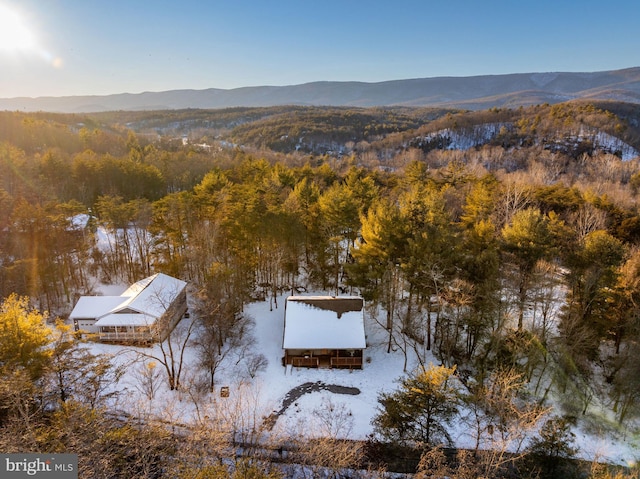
[{"xmin": 85, "ymin": 289, "xmax": 639, "ymax": 468}]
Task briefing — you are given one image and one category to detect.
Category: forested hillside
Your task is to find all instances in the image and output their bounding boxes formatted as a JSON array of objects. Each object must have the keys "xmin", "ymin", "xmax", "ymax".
[{"xmin": 1, "ymin": 102, "xmax": 639, "ymax": 477}]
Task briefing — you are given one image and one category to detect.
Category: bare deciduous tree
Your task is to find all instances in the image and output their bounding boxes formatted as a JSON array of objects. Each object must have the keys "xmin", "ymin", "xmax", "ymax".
[
  {"xmin": 462, "ymin": 367, "xmax": 550, "ymax": 477},
  {"xmin": 134, "ymin": 314, "xmax": 197, "ymax": 391},
  {"xmin": 132, "ymin": 360, "xmax": 163, "ymax": 401},
  {"xmin": 287, "ymin": 395, "xmax": 364, "ymax": 479}
]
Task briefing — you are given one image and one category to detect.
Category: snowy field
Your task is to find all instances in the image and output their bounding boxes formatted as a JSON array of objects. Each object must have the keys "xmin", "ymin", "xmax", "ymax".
[{"xmin": 86, "ymin": 289, "xmax": 639, "ymax": 468}]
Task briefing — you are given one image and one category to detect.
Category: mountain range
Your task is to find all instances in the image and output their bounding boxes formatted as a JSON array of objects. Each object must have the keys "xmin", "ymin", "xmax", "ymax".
[{"xmin": 2, "ymin": 67, "xmax": 640, "ymax": 113}]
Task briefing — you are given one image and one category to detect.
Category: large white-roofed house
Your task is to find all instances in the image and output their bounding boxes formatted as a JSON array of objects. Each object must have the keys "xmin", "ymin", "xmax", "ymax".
[
  {"xmin": 282, "ymin": 295, "xmax": 366, "ymax": 369},
  {"xmin": 69, "ymin": 273, "xmax": 187, "ymax": 343}
]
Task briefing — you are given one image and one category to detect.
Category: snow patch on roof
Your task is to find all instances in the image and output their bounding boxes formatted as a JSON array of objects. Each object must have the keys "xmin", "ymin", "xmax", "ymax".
[{"xmin": 283, "ymin": 296, "xmax": 366, "ymax": 350}]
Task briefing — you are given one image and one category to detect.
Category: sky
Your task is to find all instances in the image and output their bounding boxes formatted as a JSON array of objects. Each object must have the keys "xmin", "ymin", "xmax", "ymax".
[{"xmin": 1, "ymin": 0, "xmax": 639, "ymax": 98}]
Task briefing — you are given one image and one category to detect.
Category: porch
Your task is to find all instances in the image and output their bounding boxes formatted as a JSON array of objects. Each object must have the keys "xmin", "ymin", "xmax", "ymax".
[
  {"xmin": 284, "ymin": 349, "xmax": 363, "ymax": 369},
  {"xmin": 98, "ymin": 325, "xmax": 154, "ymax": 344}
]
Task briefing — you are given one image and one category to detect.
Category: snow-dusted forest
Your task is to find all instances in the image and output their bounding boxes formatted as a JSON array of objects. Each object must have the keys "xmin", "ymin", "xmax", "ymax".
[{"xmin": 1, "ymin": 103, "xmax": 640, "ymax": 477}]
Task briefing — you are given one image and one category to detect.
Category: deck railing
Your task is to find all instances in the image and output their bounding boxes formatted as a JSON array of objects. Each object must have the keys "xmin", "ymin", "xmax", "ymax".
[
  {"xmin": 291, "ymin": 356, "xmax": 319, "ymax": 367},
  {"xmin": 330, "ymin": 356, "xmax": 362, "ymax": 368},
  {"xmin": 286, "ymin": 355, "xmax": 363, "ymax": 368},
  {"xmin": 98, "ymin": 331, "xmax": 154, "ymax": 342}
]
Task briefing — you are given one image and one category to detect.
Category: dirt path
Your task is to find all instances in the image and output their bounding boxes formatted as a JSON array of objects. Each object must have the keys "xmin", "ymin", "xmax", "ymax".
[{"xmin": 264, "ymin": 381, "xmax": 361, "ymax": 430}]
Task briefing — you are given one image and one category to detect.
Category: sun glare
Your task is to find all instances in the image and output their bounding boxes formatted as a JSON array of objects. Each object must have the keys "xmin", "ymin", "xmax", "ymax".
[{"xmin": 0, "ymin": 4, "xmax": 36, "ymax": 52}]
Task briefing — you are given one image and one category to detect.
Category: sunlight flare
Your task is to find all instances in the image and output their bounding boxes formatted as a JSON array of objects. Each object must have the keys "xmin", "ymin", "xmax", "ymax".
[{"xmin": 0, "ymin": 4, "xmax": 37, "ymax": 52}]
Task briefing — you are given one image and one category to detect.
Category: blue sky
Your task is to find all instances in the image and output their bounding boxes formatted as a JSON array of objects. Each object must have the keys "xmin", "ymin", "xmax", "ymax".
[{"xmin": 1, "ymin": 0, "xmax": 639, "ymax": 98}]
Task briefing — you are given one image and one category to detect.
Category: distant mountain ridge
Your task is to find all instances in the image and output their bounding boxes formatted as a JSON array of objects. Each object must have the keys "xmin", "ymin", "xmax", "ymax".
[{"xmin": 3, "ymin": 67, "xmax": 640, "ymax": 113}]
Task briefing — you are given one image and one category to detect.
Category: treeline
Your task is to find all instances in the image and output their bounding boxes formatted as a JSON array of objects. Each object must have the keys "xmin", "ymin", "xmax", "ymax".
[
  {"xmin": 0, "ymin": 111, "xmax": 128, "ymax": 155},
  {"xmin": 3, "ymin": 102, "xmax": 638, "ymax": 161},
  {"xmin": 227, "ymin": 107, "xmax": 431, "ymax": 153},
  {"xmin": 368, "ymin": 101, "xmax": 640, "ymax": 164},
  {"xmin": 93, "ymin": 105, "xmax": 453, "ymax": 148}
]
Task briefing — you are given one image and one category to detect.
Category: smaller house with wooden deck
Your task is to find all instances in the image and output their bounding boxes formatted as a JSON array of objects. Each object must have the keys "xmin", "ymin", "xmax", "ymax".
[
  {"xmin": 70, "ymin": 273, "xmax": 187, "ymax": 343},
  {"xmin": 282, "ymin": 295, "xmax": 366, "ymax": 369}
]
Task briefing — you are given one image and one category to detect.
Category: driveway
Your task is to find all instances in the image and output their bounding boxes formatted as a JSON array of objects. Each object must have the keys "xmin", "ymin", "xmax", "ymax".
[{"xmin": 264, "ymin": 381, "xmax": 361, "ymax": 430}]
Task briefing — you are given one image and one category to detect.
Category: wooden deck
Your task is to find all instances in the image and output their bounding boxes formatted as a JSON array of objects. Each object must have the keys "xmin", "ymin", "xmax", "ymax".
[
  {"xmin": 331, "ymin": 356, "xmax": 362, "ymax": 368},
  {"xmin": 285, "ymin": 351, "xmax": 363, "ymax": 369},
  {"xmin": 291, "ymin": 356, "xmax": 320, "ymax": 368}
]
